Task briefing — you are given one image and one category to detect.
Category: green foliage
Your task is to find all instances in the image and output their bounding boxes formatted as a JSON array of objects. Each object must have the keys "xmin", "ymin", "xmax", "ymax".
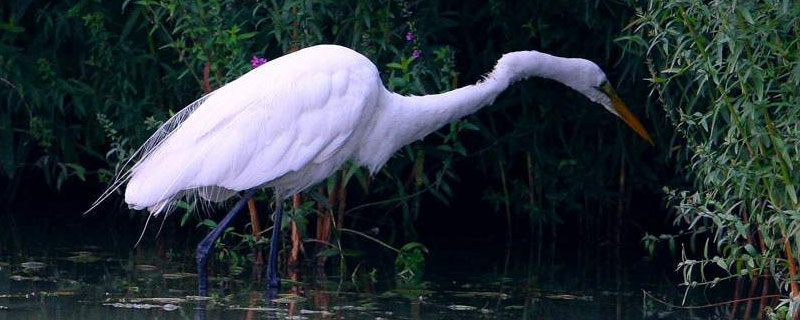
[
  {"xmin": 1, "ymin": 0, "xmax": 201, "ymax": 198},
  {"xmin": 3, "ymin": 0, "xmax": 669, "ymax": 290},
  {"xmin": 395, "ymin": 242, "xmax": 428, "ymax": 283},
  {"xmin": 138, "ymin": 0, "xmax": 258, "ymax": 86},
  {"xmin": 625, "ymin": 0, "xmax": 800, "ymax": 310}
]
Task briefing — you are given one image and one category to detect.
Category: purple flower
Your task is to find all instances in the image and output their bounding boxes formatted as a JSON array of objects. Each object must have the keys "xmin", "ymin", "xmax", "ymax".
[
  {"xmin": 251, "ymin": 55, "xmax": 268, "ymax": 68},
  {"xmin": 405, "ymin": 31, "xmax": 414, "ymax": 42},
  {"xmin": 412, "ymin": 49, "xmax": 421, "ymax": 59}
]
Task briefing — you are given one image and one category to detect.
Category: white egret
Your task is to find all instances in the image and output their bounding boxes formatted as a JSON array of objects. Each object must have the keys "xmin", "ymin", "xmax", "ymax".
[{"xmin": 93, "ymin": 44, "xmax": 652, "ymax": 296}]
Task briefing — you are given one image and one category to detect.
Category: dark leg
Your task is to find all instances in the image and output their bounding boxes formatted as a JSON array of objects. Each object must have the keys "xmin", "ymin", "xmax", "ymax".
[
  {"xmin": 266, "ymin": 197, "xmax": 283, "ymax": 290},
  {"xmin": 196, "ymin": 189, "xmax": 257, "ymax": 296}
]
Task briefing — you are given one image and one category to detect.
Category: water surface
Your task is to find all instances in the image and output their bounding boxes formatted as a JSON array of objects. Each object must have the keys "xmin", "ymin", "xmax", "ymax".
[{"xmin": 0, "ymin": 213, "xmax": 714, "ymax": 320}]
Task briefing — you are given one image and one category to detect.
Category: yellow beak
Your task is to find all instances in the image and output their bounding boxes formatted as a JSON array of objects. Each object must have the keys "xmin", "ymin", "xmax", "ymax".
[{"xmin": 602, "ymin": 83, "xmax": 654, "ymax": 145}]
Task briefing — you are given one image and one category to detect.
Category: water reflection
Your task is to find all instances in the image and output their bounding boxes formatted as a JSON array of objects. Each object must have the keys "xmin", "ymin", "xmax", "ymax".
[{"xmin": 0, "ymin": 224, "xmax": 719, "ymax": 320}]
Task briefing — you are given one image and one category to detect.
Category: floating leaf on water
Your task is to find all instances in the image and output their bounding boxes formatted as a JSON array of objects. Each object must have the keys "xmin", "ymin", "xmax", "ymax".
[
  {"xmin": 543, "ymin": 294, "xmax": 592, "ymax": 301},
  {"xmin": 103, "ymin": 303, "xmax": 166, "ymax": 309},
  {"xmin": 103, "ymin": 301, "xmax": 178, "ymax": 310},
  {"xmin": 598, "ymin": 290, "xmax": 635, "ymax": 297},
  {"xmin": 376, "ymin": 291, "xmax": 400, "ymax": 298},
  {"xmin": 162, "ymin": 272, "xmax": 196, "ymax": 280},
  {"xmin": 310, "ymin": 289, "xmax": 356, "ymax": 296},
  {"xmin": 0, "ymin": 261, "xmax": 9, "ymax": 267},
  {"xmin": 207, "ymin": 276, "xmax": 232, "ymax": 282},
  {"xmin": 66, "ymin": 254, "xmax": 99, "ymax": 263},
  {"xmin": 130, "ymin": 297, "xmax": 185, "ymax": 304},
  {"xmin": 332, "ymin": 305, "xmax": 368, "ymax": 311},
  {"xmin": 38, "ymin": 291, "xmax": 76, "ymax": 297},
  {"xmin": 504, "ymin": 305, "xmax": 525, "ymax": 310},
  {"xmin": 228, "ymin": 307, "xmax": 281, "ymax": 312},
  {"xmin": 299, "ymin": 309, "xmax": 332, "ymax": 316},
  {"xmin": 0, "ymin": 305, "xmax": 8, "ymax": 310},
  {"xmin": 21, "ymin": 261, "xmax": 46, "ymax": 269},
  {"xmin": 448, "ymin": 291, "xmax": 510, "ymax": 299},
  {"xmin": 271, "ymin": 294, "xmax": 307, "ymax": 304},
  {"xmin": 391, "ymin": 288, "xmax": 425, "ymax": 298},
  {"xmin": 135, "ymin": 265, "xmax": 159, "ymax": 271},
  {"xmin": 447, "ymin": 304, "xmax": 477, "ymax": 311},
  {"xmin": 162, "ymin": 304, "xmax": 179, "ymax": 311},
  {"xmin": 9, "ymin": 275, "xmax": 50, "ymax": 282},
  {"xmin": 350, "ymin": 300, "xmax": 378, "ymax": 310}
]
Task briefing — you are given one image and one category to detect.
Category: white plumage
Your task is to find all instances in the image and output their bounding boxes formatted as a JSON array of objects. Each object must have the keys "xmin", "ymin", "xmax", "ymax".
[
  {"xmin": 107, "ymin": 44, "xmax": 652, "ymax": 215},
  {"xmin": 125, "ymin": 45, "xmax": 380, "ymax": 212}
]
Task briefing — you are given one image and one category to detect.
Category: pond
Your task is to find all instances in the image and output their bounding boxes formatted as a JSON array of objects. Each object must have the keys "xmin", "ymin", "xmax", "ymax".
[{"xmin": 0, "ymin": 211, "xmax": 715, "ymax": 320}]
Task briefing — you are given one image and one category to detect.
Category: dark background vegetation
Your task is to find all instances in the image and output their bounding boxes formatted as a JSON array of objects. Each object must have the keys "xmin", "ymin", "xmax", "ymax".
[
  {"xmin": 0, "ymin": 0, "xmax": 671, "ymax": 246},
  {"xmin": 0, "ymin": 0, "xmax": 676, "ymax": 287},
  {"xmin": 5, "ymin": 0, "xmax": 798, "ymax": 316}
]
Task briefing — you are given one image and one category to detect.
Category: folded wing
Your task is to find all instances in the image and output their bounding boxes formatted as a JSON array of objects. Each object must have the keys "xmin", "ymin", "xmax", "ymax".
[{"xmin": 123, "ymin": 47, "xmax": 378, "ymax": 214}]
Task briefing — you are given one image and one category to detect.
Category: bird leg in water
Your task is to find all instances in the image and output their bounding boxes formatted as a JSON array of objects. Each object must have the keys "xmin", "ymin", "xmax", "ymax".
[
  {"xmin": 266, "ymin": 196, "xmax": 283, "ymax": 291},
  {"xmin": 196, "ymin": 189, "xmax": 257, "ymax": 296}
]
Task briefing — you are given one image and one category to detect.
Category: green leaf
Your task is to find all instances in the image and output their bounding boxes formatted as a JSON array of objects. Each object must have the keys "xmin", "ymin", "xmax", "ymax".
[
  {"xmin": 341, "ymin": 249, "xmax": 363, "ymax": 257},
  {"xmin": 65, "ymin": 163, "xmax": 86, "ymax": 181},
  {"xmin": 400, "ymin": 242, "xmax": 428, "ymax": 253},
  {"xmin": 385, "ymin": 62, "xmax": 403, "ymax": 70},
  {"xmin": 714, "ymin": 257, "xmax": 728, "ymax": 271},
  {"xmin": 238, "ymin": 32, "xmax": 257, "ymax": 40},
  {"xmin": 744, "ymin": 244, "xmax": 760, "ymax": 259},
  {"xmin": 460, "ymin": 121, "xmax": 479, "ymax": 131},
  {"xmin": 389, "ymin": 77, "xmax": 407, "ymax": 88},
  {"xmin": 317, "ymin": 248, "xmax": 340, "ymax": 257},
  {"xmin": 787, "ymin": 185, "xmax": 798, "ymax": 206},
  {"xmin": 180, "ymin": 210, "xmax": 192, "ymax": 227},
  {"xmin": 197, "ymin": 219, "xmax": 217, "ymax": 229}
]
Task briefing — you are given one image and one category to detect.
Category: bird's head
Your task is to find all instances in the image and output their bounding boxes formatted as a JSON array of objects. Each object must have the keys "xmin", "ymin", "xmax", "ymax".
[
  {"xmin": 559, "ymin": 58, "xmax": 654, "ymax": 145},
  {"xmin": 495, "ymin": 51, "xmax": 653, "ymax": 145}
]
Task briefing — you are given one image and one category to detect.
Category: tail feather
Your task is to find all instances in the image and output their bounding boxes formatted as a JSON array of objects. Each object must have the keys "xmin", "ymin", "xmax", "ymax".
[{"xmin": 85, "ymin": 93, "xmax": 212, "ymax": 216}]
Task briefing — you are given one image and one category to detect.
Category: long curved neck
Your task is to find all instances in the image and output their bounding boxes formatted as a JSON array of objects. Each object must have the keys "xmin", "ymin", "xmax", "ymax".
[
  {"xmin": 357, "ymin": 51, "xmax": 574, "ymax": 172},
  {"xmin": 393, "ymin": 50, "xmax": 574, "ymax": 138}
]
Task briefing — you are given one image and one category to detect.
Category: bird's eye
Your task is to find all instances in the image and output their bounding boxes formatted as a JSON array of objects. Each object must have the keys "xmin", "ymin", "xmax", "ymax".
[{"xmin": 596, "ymin": 79, "xmax": 609, "ymax": 90}]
